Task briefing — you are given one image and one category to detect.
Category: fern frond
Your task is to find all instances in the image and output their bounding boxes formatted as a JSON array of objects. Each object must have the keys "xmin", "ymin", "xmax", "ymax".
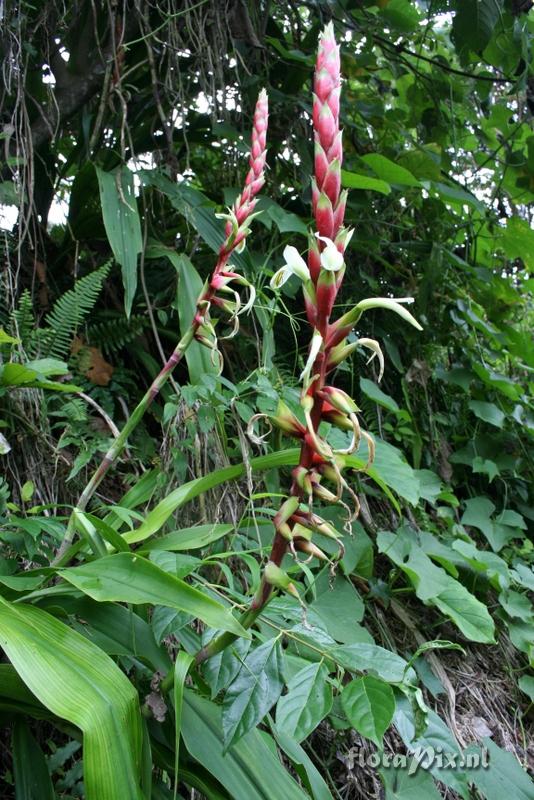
[
  {"xmin": 10, "ymin": 290, "xmax": 36, "ymax": 347},
  {"xmin": 86, "ymin": 314, "xmax": 149, "ymax": 356},
  {"xmin": 42, "ymin": 261, "xmax": 112, "ymax": 358}
]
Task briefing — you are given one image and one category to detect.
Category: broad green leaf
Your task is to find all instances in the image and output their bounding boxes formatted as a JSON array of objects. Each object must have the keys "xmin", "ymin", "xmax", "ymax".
[
  {"xmin": 311, "ymin": 573, "xmax": 365, "ymax": 644},
  {"xmin": 20, "ymin": 480, "xmax": 34, "ymax": 503},
  {"xmin": 460, "ymin": 496, "xmax": 518, "ymax": 551},
  {"xmin": 381, "ymin": 0, "xmax": 422, "ymax": 32},
  {"xmin": 461, "ymin": 496, "xmax": 495, "ymax": 536},
  {"xmin": 202, "ymin": 630, "xmax": 251, "ymax": 698},
  {"xmin": 142, "ymin": 524, "xmax": 234, "ymax": 552},
  {"xmin": 61, "ymin": 552, "xmax": 249, "ymax": 639},
  {"xmin": 465, "ymin": 738, "xmax": 534, "ymax": 800},
  {"xmin": 0, "ymin": 573, "xmax": 45, "ymax": 591},
  {"xmin": 398, "ymin": 147, "xmax": 441, "ymax": 180},
  {"xmin": 468, "ymin": 400, "xmax": 505, "ymax": 428},
  {"xmin": 361, "ymin": 440, "xmax": 419, "ymax": 506},
  {"xmin": 0, "ymin": 363, "xmax": 80, "ymax": 391},
  {"xmin": 12, "ymin": 719, "xmax": 55, "ymax": 800},
  {"xmin": 59, "ymin": 596, "xmax": 170, "ymax": 674},
  {"xmin": 518, "ymin": 675, "xmax": 534, "ymax": 701},
  {"xmin": 173, "ymin": 651, "xmax": 194, "ymax": 797},
  {"xmin": 342, "ymin": 675, "xmax": 395, "ymax": 747},
  {"xmin": 0, "ymin": 597, "xmax": 143, "ymax": 799},
  {"xmin": 433, "ymin": 583, "xmax": 496, "ymax": 644},
  {"xmin": 24, "ymin": 358, "xmax": 69, "ymax": 376},
  {"xmin": 472, "ymin": 456, "xmax": 500, "ymax": 482},
  {"xmin": 381, "ymin": 765, "xmax": 442, "ymax": 800},
  {"xmin": 96, "ymin": 166, "xmax": 142, "ymax": 317},
  {"xmin": 361, "ymin": 153, "xmax": 420, "ymax": 187},
  {"xmin": 378, "ymin": 530, "xmax": 495, "ymax": 643},
  {"xmin": 394, "ymin": 695, "xmax": 469, "ymax": 797},
  {"xmin": 182, "ymin": 690, "xmax": 309, "ymax": 800},
  {"xmin": 505, "ymin": 618, "xmax": 534, "ymax": 661},
  {"xmin": 432, "ymin": 181, "xmax": 485, "ymax": 212},
  {"xmin": 259, "ymin": 197, "xmax": 308, "ymax": 234},
  {"xmin": 497, "ymin": 510, "xmax": 527, "ymax": 530},
  {"xmin": 360, "ymin": 377, "xmax": 400, "ymax": 412},
  {"xmin": 501, "ymin": 216, "xmax": 534, "ymax": 271},
  {"xmin": 452, "ymin": 0, "xmax": 502, "ymax": 61},
  {"xmin": 341, "ymin": 170, "xmax": 391, "ymax": 195},
  {"xmin": 414, "ymin": 470, "xmax": 443, "ymax": 504},
  {"xmin": 276, "ymin": 660, "xmax": 332, "ymax": 742},
  {"xmin": 511, "ymin": 563, "xmax": 534, "ymax": 591},
  {"xmin": 378, "ymin": 529, "xmax": 450, "ymax": 601},
  {"xmin": 452, "ymin": 540, "xmax": 509, "ymax": 590},
  {"xmin": 498, "ymin": 590, "xmax": 533, "ymax": 621},
  {"xmin": 332, "ymin": 643, "xmax": 410, "ymax": 683},
  {"xmin": 222, "ymin": 637, "xmax": 284, "ymax": 748},
  {"xmin": 148, "ymin": 551, "xmax": 200, "ymax": 579},
  {"xmin": 151, "ymin": 606, "xmax": 194, "ymax": 647}
]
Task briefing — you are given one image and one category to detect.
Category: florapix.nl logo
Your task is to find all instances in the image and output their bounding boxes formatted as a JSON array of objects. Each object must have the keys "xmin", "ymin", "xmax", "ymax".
[{"xmin": 347, "ymin": 745, "xmax": 490, "ymax": 775}]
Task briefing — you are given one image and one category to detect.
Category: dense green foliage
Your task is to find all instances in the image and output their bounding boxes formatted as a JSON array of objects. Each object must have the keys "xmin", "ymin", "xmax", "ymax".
[{"xmin": 0, "ymin": 1, "xmax": 533, "ymax": 798}]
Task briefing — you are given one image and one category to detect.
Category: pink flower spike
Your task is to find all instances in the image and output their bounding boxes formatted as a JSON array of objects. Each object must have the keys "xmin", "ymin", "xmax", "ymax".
[{"xmin": 313, "ymin": 23, "xmax": 343, "ymax": 240}]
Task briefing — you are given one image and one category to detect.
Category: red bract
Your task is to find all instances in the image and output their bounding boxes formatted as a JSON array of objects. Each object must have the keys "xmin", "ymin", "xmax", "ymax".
[{"xmin": 311, "ymin": 22, "xmax": 345, "ymax": 246}]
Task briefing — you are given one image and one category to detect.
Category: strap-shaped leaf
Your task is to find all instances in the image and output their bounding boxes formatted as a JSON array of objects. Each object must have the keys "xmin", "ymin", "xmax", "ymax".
[
  {"xmin": 125, "ymin": 448, "xmax": 403, "ymax": 545},
  {"xmin": 173, "ymin": 651, "xmax": 194, "ymax": 798},
  {"xmin": 182, "ymin": 689, "xmax": 309, "ymax": 800},
  {"xmin": 96, "ymin": 166, "xmax": 142, "ymax": 317},
  {"xmin": 0, "ymin": 598, "xmax": 143, "ymax": 800},
  {"xmin": 12, "ymin": 719, "xmax": 55, "ymax": 800},
  {"xmin": 61, "ymin": 552, "xmax": 249, "ymax": 639}
]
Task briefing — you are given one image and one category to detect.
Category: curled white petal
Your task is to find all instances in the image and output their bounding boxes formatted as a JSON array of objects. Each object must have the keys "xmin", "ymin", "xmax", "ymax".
[
  {"xmin": 315, "ymin": 233, "xmax": 335, "ymax": 246},
  {"xmin": 300, "ymin": 330, "xmax": 323, "ymax": 384},
  {"xmin": 356, "ymin": 337, "xmax": 385, "ymax": 382},
  {"xmin": 239, "ymin": 282, "xmax": 256, "ymax": 315},
  {"xmin": 283, "ymin": 245, "xmax": 310, "ymax": 282}
]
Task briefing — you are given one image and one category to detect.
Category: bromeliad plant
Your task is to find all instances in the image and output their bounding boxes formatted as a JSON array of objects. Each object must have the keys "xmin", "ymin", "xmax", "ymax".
[{"xmin": 199, "ymin": 23, "xmax": 422, "ymax": 658}]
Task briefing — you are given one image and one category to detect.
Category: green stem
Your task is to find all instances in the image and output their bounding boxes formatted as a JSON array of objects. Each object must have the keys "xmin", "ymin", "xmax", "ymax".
[{"xmin": 160, "ymin": 587, "xmax": 267, "ymax": 695}]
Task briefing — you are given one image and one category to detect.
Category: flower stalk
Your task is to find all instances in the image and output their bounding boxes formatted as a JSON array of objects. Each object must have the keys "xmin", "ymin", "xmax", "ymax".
[
  {"xmin": 195, "ymin": 24, "xmax": 422, "ymax": 668},
  {"xmin": 54, "ymin": 90, "xmax": 269, "ymax": 565}
]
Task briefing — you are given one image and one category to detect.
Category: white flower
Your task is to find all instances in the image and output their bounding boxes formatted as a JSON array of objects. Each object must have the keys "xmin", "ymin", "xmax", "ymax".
[
  {"xmin": 300, "ymin": 330, "xmax": 323, "ymax": 384},
  {"xmin": 270, "ymin": 245, "xmax": 310, "ymax": 289},
  {"xmin": 315, "ymin": 233, "xmax": 344, "ymax": 272}
]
